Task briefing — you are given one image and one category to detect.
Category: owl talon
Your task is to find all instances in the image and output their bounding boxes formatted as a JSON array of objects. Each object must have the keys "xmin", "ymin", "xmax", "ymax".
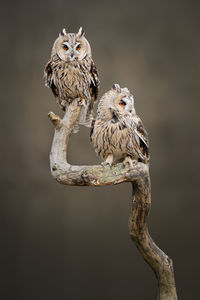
[
  {"xmin": 101, "ymin": 161, "xmax": 112, "ymax": 168},
  {"xmin": 77, "ymin": 99, "xmax": 83, "ymax": 106},
  {"xmin": 77, "ymin": 98, "xmax": 87, "ymax": 107},
  {"xmin": 123, "ymin": 157, "xmax": 137, "ymax": 168},
  {"xmin": 101, "ymin": 154, "xmax": 113, "ymax": 167}
]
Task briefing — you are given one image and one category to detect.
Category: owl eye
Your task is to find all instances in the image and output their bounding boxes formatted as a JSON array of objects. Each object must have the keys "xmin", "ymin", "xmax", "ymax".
[
  {"xmin": 119, "ymin": 99, "xmax": 126, "ymax": 106},
  {"xmin": 76, "ymin": 44, "xmax": 81, "ymax": 51},
  {"xmin": 63, "ymin": 44, "xmax": 68, "ymax": 51}
]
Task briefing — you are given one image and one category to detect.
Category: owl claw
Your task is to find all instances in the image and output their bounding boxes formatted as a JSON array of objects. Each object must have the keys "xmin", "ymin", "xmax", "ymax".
[
  {"xmin": 101, "ymin": 161, "xmax": 112, "ymax": 168},
  {"xmin": 123, "ymin": 157, "xmax": 137, "ymax": 168},
  {"xmin": 77, "ymin": 98, "xmax": 87, "ymax": 107},
  {"xmin": 101, "ymin": 154, "xmax": 114, "ymax": 168}
]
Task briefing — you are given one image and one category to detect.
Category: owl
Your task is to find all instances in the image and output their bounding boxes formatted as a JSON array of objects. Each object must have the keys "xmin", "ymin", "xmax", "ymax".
[
  {"xmin": 44, "ymin": 27, "xmax": 99, "ymax": 131},
  {"xmin": 90, "ymin": 84, "xmax": 149, "ymax": 167}
]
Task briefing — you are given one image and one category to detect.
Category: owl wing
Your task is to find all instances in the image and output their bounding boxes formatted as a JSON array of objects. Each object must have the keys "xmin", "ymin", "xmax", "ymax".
[
  {"xmin": 44, "ymin": 60, "xmax": 59, "ymax": 98},
  {"xmin": 133, "ymin": 116, "xmax": 150, "ymax": 162},
  {"xmin": 89, "ymin": 61, "xmax": 99, "ymax": 103}
]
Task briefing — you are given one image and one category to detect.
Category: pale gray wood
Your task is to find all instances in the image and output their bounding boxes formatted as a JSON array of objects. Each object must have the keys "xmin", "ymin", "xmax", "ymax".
[{"xmin": 48, "ymin": 100, "xmax": 178, "ymax": 300}]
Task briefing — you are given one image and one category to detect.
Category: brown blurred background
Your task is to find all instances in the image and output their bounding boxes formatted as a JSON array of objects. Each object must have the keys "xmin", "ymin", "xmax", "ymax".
[{"xmin": 1, "ymin": 0, "xmax": 200, "ymax": 299}]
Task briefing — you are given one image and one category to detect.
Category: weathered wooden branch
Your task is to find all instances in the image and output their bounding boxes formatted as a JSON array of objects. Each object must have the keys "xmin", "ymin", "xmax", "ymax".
[{"xmin": 48, "ymin": 100, "xmax": 178, "ymax": 300}]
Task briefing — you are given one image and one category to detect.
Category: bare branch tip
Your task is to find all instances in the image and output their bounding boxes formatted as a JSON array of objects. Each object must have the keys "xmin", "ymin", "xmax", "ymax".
[{"xmin": 48, "ymin": 111, "xmax": 61, "ymax": 127}]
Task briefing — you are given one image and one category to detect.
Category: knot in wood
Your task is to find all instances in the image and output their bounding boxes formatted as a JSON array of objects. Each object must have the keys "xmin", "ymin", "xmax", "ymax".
[
  {"xmin": 81, "ymin": 170, "xmax": 96, "ymax": 185},
  {"xmin": 52, "ymin": 164, "xmax": 57, "ymax": 171}
]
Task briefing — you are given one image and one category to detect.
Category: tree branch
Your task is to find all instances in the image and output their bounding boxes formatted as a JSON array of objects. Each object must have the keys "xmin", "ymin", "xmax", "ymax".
[{"xmin": 48, "ymin": 100, "xmax": 178, "ymax": 300}]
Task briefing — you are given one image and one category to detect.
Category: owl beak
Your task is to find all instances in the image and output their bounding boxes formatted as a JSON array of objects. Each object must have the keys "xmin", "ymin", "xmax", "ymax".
[{"xmin": 69, "ymin": 52, "xmax": 75, "ymax": 61}]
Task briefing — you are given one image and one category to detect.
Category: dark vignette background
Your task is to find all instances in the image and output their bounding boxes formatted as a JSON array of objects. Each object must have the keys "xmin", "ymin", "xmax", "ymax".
[{"xmin": 1, "ymin": 0, "xmax": 200, "ymax": 299}]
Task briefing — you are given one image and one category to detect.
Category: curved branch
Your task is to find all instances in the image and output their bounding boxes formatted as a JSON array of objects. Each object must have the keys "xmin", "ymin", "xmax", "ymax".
[
  {"xmin": 48, "ymin": 100, "xmax": 178, "ymax": 300},
  {"xmin": 130, "ymin": 178, "xmax": 178, "ymax": 300},
  {"xmin": 48, "ymin": 100, "xmax": 148, "ymax": 186}
]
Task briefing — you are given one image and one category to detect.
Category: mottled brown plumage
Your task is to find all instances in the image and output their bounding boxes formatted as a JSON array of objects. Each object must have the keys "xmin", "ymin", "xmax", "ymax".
[
  {"xmin": 44, "ymin": 27, "xmax": 99, "ymax": 131},
  {"xmin": 90, "ymin": 84, "xmax": 149, "ymax": 166}
]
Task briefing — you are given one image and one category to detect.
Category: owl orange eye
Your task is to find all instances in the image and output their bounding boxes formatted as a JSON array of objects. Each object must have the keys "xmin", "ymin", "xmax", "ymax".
[
  {"xmin": 63, "ymin": 44, "xmax": 68, "ymax": 51},
  {"xmin": 76, "ymin": 44, "xmax": 81, "ymax": 51},
  {"xmin": 119, "ymin": 99, "xmax": 126, "ymax": 106}
]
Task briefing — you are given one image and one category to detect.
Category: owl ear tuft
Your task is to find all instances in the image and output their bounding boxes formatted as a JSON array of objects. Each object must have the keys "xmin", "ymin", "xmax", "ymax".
[
  {"xmin": 60, "ymin": 28, "xmax": 67, "ymax": 36},
  {"xmin": 77, "ymin": 27, "xmax": 84, "ymax": 37},
  {"xmin": 112, "ymin": 84, "xmax": 121, "ymax": 93}
]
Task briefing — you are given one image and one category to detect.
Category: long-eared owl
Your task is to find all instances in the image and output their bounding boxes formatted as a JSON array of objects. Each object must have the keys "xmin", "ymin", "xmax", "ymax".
[
  {"xmin": 44, "ymin": 27, "xmax": 99, "ymax": 131},
  {"xmin": 90, "ymin": 84, "xmax": 149, "ymax": 166}
]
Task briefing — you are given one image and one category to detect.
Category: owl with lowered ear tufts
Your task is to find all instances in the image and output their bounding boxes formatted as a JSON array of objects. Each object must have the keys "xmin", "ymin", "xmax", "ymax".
[
  {"xmin": 44, "ymin": 27, "xmax": 99, "ymax": 132},
  {"xmin": 90, "ymin": 84, "xmax": 150, "ymax": 167}
]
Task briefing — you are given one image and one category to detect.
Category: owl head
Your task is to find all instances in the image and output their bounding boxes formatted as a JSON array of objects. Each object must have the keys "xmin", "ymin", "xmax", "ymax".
[
  {"xmin": 97, "ymin": 84, "xmax": 135, "ymax": 120},
  {"xmin": 51, "ymin": 27, "xmax": 92, "ymax": 62}
]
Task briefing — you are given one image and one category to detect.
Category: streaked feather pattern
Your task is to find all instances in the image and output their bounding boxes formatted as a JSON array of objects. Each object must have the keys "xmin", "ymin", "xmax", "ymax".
[
  {"xmin": 44, "ymin": 27, "xmax": 99, "ymax": 131},
  {"xmin": 90, "ymin": 84, "xmax": 149, "ymax": 165}
]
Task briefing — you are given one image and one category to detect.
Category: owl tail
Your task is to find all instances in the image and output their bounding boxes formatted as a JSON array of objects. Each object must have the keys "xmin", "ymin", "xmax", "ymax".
[{"xmin": 78, "ymin": 103, "xmax": 93, "ymax": 127}]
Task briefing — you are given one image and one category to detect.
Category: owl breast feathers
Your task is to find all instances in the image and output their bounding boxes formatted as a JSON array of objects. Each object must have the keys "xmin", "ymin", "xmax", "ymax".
[
  {"xmin": 90, "ymin": 84, "xmax": 149, "ymax": 166},
  {"xmin": 44, "ymin": 27, "xmax": 99, "ymax": 130}
]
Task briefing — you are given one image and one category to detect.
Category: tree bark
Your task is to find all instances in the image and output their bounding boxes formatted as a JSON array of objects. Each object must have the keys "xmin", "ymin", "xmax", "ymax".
[{"xmin": 48, "ymin": 100, "xmax": 178, "ymax": 300}]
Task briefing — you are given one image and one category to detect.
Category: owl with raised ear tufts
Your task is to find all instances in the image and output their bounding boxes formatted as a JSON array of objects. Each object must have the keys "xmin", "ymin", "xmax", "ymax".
[
  {"xmin": 44, "ymin": 27, "xmax": 99, "ymax": 132},
  {"xmin": 90, "ymin": 84, "xmax": 149, "ymax": 167}
]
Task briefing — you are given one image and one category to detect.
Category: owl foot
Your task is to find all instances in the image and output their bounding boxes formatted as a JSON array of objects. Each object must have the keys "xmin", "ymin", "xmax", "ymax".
[
  {"xmin": 123, "ymin": 157, "xmax": 137, "ymax": 168},
  {"xmin": 77, "ymin": 98, "xmax": 86, "ymax": 107},
  {"xmin": 101, "ymin": 154, "xmax": 114, "ymax": 167}
]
